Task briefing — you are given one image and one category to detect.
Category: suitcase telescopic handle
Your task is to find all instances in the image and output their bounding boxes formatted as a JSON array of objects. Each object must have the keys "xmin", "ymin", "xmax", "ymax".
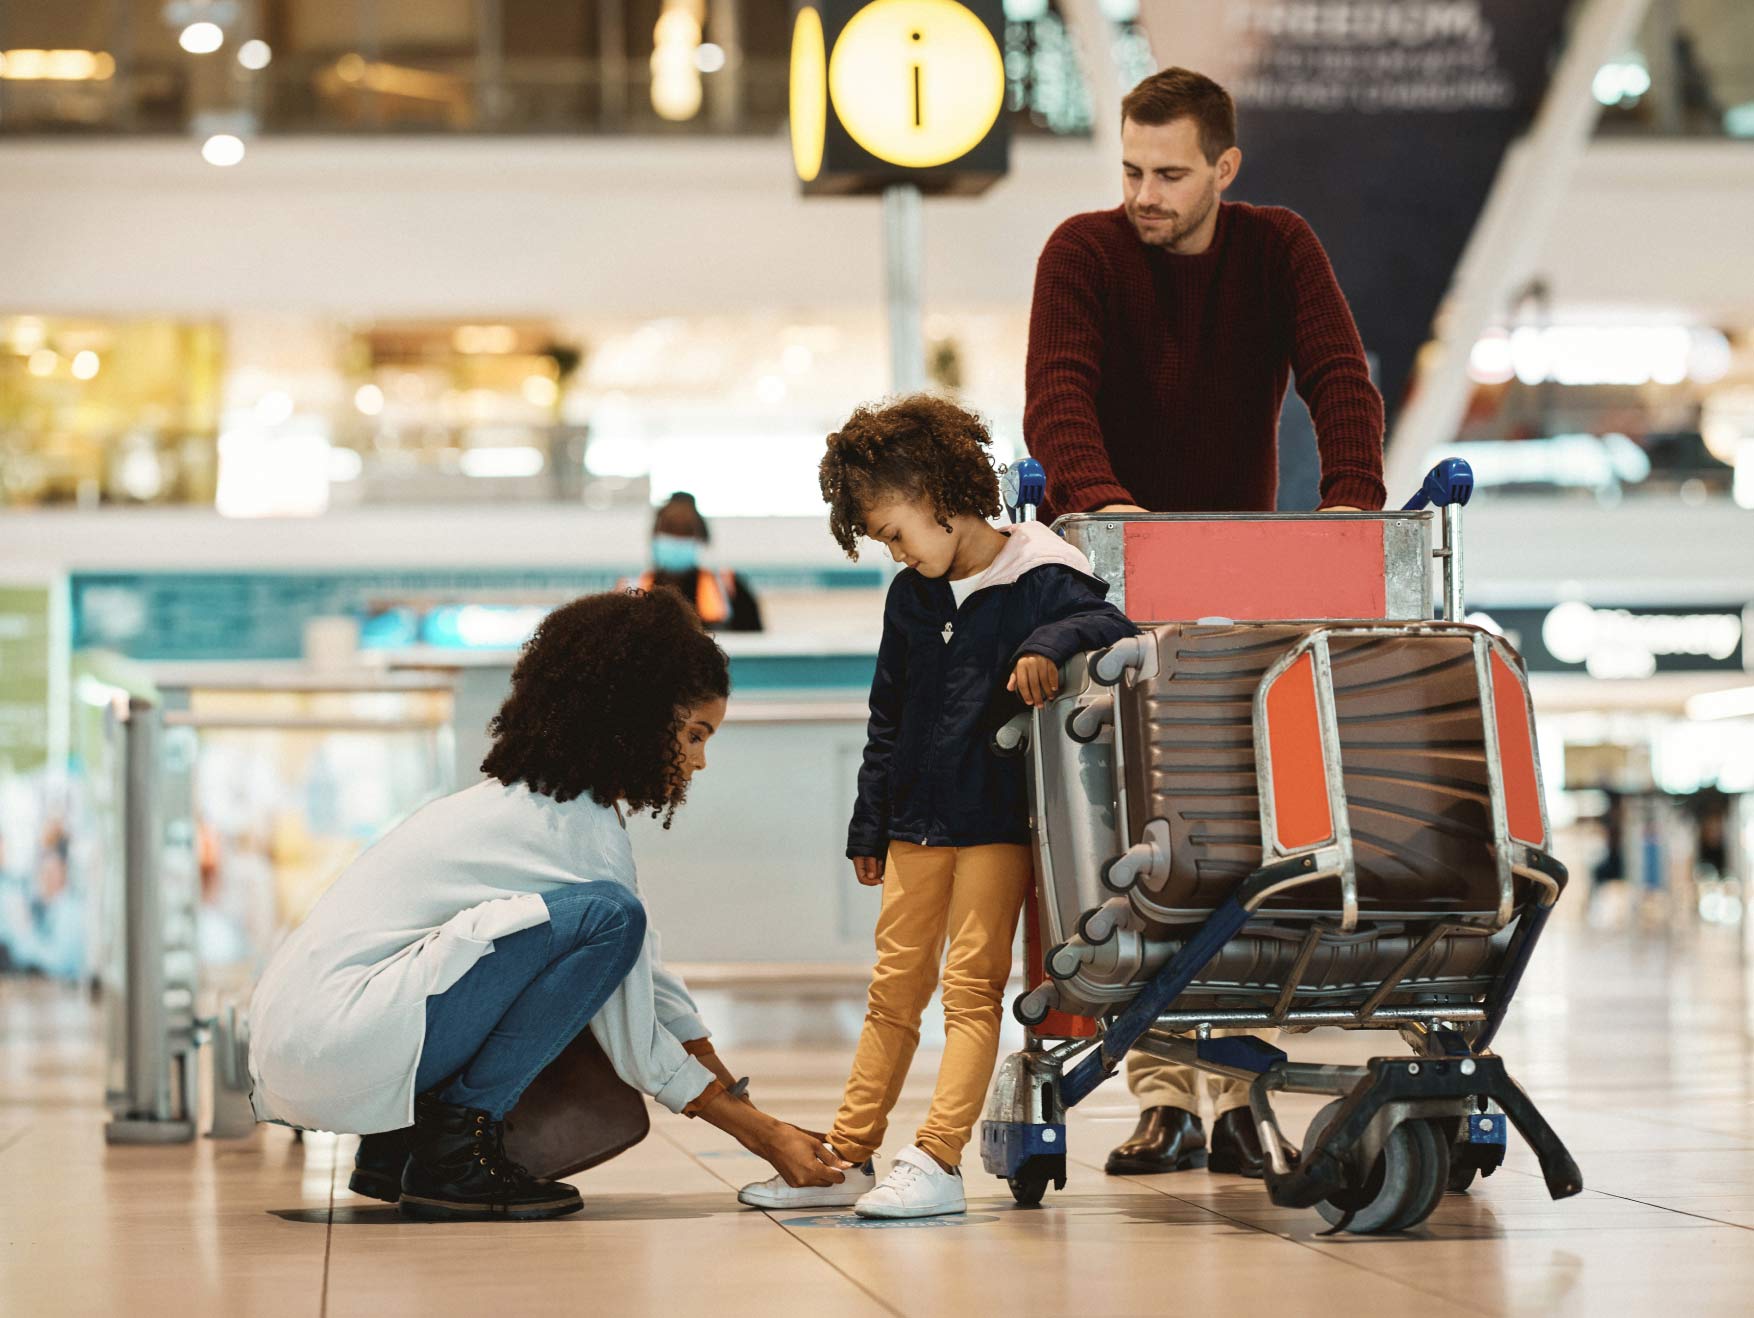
[{"xmin": 1401, "ymin": 458, "xmax": 1474, "ymax": 621}]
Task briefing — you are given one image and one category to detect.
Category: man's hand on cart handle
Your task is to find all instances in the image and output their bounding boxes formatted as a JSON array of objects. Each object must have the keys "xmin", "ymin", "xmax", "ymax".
[
  {"xmin": 1095, "ymin": 502, "xmax": 1148, "ymax": 514},
  {"xmin": 1324, "ymin": 505, "xmax": 1362, "ymax": 512},
  {"xmin": 1010, "ymin": 655, "xmax": 1062, "ymax": 708},
  {"xmin": 852, "ymin": 855, "xmax": 886, "ymax": 886}
]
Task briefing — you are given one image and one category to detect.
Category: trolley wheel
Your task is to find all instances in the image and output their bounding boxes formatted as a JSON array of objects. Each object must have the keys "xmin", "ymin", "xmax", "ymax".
[
  {"xmin": 1382, "ymin": 1120, "xmax": 1450, "ymax": 1233},
  {"xmin": 1446, "ymin": 1161, "xmax": 1479, "ymax": 1194},
  {"xmin": 1008, "ymin": 1174, "xmax": 1050, "ymax": 1207},
  {"xmin": 1006, "ymin": 1154, "xmax": 1065, "ymax": 1208},
  {"xmin": 1304, "ymin": 1102, "xmax": 1447, "ymax": 1235}
]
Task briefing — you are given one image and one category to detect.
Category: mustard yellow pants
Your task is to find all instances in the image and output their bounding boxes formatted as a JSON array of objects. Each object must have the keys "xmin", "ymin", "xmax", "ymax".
[{"xmin": 829, "ymin": 841, "xmax": 1031, "ymax": 1168}]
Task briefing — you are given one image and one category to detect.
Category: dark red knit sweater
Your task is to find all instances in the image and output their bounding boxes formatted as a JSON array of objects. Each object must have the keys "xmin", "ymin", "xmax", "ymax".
[{"xmin": 1024, "ymin": 202, "xmax": 1386, "ymax": 518}]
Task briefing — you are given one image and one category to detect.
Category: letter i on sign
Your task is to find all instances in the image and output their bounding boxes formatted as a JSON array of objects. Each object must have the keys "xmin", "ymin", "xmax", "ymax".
[{"xmin": 912, "ymin": 29, "xmax": 923, "ymax": 128}]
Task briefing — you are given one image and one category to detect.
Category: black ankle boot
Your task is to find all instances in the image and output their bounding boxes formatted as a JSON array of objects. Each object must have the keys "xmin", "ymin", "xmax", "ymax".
[
  {"xmin": 1105, "ymin": 1106, "xmax": 1206, "ymax": 1175},
  {"xmin": 348, "ymin": 1126, "xmax": 413, "ymax": 1203},
  {"xmin": 399, "ymin": 1093, "xmax": 584, "ymax": 1221}
]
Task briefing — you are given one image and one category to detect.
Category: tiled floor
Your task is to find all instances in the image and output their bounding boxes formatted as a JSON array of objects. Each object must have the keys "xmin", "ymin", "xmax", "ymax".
[{"xmin": 3, "ymin": 916, "xmax": 1753, "ymax": 1317}]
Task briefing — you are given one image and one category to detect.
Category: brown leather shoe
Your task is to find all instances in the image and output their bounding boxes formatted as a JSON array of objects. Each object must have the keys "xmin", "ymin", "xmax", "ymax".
[{"xmin": 1104, "ymin": 1106, "xmax": 1206, "ymax": 1175}]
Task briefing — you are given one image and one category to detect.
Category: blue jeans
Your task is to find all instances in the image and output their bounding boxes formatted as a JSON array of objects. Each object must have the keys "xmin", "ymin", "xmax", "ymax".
[{"xmin": 413, "ymin": 881, "xmax": 646, "ymax": 1118}]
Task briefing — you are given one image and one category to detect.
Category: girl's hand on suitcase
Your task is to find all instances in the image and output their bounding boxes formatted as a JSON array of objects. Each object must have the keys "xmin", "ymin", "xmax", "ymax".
[
  {"xmin": 1009, "ymin": 655, "xmax": 1060, "ymax": 707},
  {"xmin": 853, "ymin": 856, "xmax": 885, "ymax": 886}
]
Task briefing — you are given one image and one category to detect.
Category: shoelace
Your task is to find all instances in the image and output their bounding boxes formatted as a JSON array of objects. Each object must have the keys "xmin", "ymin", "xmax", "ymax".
[{"xmin": 886, "ymin": 1159, "xmax": 928, "ymax": 1189}]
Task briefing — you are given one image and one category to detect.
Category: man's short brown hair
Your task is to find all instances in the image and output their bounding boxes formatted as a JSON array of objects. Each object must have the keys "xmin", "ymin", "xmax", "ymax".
[{"xmin": 1121, "ymin": 67, "xmax": 1236, "ymax": 164}]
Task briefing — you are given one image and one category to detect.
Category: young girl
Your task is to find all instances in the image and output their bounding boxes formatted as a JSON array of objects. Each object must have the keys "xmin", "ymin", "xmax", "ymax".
[
  {"xmin": 739, "ymin": 395, "xmax": 1137, "ymax": 1219},
  {"xmin": 248, "ymin": 588, "xmax": 846, "ymax": 1221}
]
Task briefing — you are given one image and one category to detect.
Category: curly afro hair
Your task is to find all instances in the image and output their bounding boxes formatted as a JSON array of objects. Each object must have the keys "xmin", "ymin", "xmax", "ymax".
[
  {"xmin": 480, "ymin": 588, "xmax": 729, "ymax": 827},
  {"xmin": 819, "ymin": 393, "xmax": 1001, "ymax": 558}
]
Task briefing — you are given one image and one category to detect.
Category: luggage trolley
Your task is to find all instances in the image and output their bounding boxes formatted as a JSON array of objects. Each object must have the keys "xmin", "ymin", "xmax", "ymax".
[{"xmin": 981, "ymin": 459, "xmax": 1582, "ymax": 1234}]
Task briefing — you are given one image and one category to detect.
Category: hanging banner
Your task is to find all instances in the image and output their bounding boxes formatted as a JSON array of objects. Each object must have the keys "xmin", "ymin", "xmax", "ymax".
[{"xmin": 1138, "ymin": 0, "xmax": 1571, "ymax": 425}]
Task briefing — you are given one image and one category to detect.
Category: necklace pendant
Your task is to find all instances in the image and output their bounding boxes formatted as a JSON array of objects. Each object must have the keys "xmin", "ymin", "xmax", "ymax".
[{"xmin": 942, "ymin": 621, "xmax": 954, "ymax": 645}]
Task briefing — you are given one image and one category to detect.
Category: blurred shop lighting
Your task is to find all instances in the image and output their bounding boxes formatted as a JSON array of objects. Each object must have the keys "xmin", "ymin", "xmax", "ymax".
[
  {"xmin": 521, "ymin": 375, "xmax": 560, "ymax": 407},
  {"xmin": 1003, "ymin": 0, "xmax": 1051, "ymax": 19},
  {"xmin": 238, "ymin": 39, "xmax": 271, "ymax": 71},
  {"xmin": 1468, "ymin": 326, "xmax": 1732, "ymax": 387},
  {"xmin": 216, "ymin": 430, "xmax": 331, "ymax": 517},
  {"xmin": 353, "ymin": 383, "xmax": 386, "ymax": 416},
  {"xmin": 201, "ymin": 134, "xmax": 247, "ymax": 167},
  {"xmin": 1429, "ymin": 434, "xmax": 1651, "ymax": 497},
  {"xmin": 178, "ymin": 22, "xmax": 225, "ymax": 56},
  {"xmin": 327, "ymin": 447, "xmax": 364, "ymax": 482},
  {"xmin": 0, "ymin": 50, "xmax": 116, "ymax": 80},
  {"xmin": 1686, "ymin": 687, "xmax": 1754, "ymax": 722},
  {"xmin": 1544, "ymin": 601, "xmax": 1743, "ymax": 681},
  {"xmin": 651, "ymin": 0, "xmax": 705, "ymax": 121},
  {"xmin": 423, "ymin": 604, "xmax": 549, "ymax": 650},
  {"xmin": 27, "ymin": 349, "xmax": 57, "ymax": 377},
  {"xmin": 695, "ymin": 43, "xmax": 727, "ymax": 74},
  {"xmin": 452, "ymin": 324, "xmax": 519, "ymax": 354},
  {"xmin": 71, "ymin": 351, "xmax": 100, "ymax": 380},
  {"xmin": 255, "ymin": 391, "xmax": 294, "ymax": 425},
  {"xmin": 1592, "ymin": 58, "xmax": 1651, "ymax": 107},
  {"xmin": 458, "ymin": 446, "xmax": 545, "ymax": 478}
]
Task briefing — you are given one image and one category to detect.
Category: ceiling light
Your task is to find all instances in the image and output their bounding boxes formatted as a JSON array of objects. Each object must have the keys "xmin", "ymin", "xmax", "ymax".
[
  {"xmin": 71, "ymin": 351, "xmax": 100, "ymax": 380},
  {"xmin": 237, "ymin": 39, "xmax": 271, "ymax": 70}
]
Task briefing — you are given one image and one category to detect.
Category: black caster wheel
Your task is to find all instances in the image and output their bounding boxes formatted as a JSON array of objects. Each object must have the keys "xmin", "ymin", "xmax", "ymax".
[
  {"xmin": 1008, "ymin": 1174, "xmax": 1050, "ymax": 1207},
  {"xmin": 1006, "ymin": 1154, "xmax": 1066, "ymax": 1208},
  {"xmin": 1305, "ymin": 1103, "xmax": 1450, "ymax": 1235}
]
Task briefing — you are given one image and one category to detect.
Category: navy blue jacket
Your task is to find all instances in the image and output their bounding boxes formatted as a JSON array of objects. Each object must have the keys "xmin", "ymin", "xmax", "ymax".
[{"xmin": 847, "ymin": 546, "xmax": 1138, "ymax": 856}]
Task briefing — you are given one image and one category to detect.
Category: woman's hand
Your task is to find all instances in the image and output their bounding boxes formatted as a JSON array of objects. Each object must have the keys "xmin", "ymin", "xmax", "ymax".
[
  {"xmin": 698, "ymin": 1095, "xmax": 848, "ymax": 1186},
  {"xmin": 852, "ymin": 855, "xmax": 885, "ymax": 886},
  {"xmin": 758, "ymin": 1123, "xmax": 852, "ymax": 1188},
  {"xmin": 1009, "ymin": 654, "xmax": 1061, "ymax": 708}
]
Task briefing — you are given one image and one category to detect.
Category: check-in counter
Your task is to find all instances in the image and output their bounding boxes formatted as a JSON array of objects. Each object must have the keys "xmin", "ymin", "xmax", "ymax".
[{"xmin": 391, "ymin": 634, "xmax": 883, "ymax": 965}]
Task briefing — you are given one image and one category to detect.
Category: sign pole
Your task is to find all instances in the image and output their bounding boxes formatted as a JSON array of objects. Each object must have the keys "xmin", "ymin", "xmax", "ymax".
[{"xmin": 883, "ymin": 181, "xmax": 926, "ymax": 393}]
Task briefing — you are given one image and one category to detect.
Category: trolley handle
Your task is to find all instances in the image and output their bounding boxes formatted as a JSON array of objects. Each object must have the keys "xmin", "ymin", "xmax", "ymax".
[{"xmin": 1402, "ymin": 458, "xmax": 1473, "ymax": 622}]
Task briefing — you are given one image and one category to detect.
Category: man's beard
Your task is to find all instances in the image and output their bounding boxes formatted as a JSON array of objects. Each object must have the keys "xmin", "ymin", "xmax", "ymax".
[{"xmin": 1129, "ymin": 181, "xmax": 1218, "ymax": 249}]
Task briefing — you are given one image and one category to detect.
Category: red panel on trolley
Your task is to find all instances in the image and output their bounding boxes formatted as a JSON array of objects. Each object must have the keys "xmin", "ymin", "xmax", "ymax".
[
  {"xmin": 1490, "ymin": 650, "xmax": 1546, "ymax": 847},
  {"xmin": 1264, "ymin": 652, "xmax": 1335, "ymax": 851},
  {"xmin": 1123, "ymin": 520, "xmax": 1387, "ymax": 621}
]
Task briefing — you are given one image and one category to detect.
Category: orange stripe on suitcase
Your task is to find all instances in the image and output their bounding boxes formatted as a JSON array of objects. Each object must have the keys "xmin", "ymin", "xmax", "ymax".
[
  {"xmin": 1264, "ymin": 652, "xmax": 1335, "ymax": 850},
  {"xmin": 1489, "ymin": 650, "xmax": 1546, "ymax": 847},
  {"xmin": 1123, "ymin": 520, "xmax": 1387, "ymax": 621}
]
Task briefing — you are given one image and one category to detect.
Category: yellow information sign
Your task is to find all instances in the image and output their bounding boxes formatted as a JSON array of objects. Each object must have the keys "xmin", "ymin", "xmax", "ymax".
[{"xmin": 789, "ymin": 0, "xmax": 1009, "ymax": 197}]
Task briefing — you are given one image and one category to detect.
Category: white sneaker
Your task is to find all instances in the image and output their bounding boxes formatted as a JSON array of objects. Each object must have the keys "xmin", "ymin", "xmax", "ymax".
[
  {"xmin": 854, "ymin": 1145, "xmax": 966, "ymax": 1219},
  {"xmin": 737, "ymin": 1158, "xmax": 875, "ymax": 1210}
]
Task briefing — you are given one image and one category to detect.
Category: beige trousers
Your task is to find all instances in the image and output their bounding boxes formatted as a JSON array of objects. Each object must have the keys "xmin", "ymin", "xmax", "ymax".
[{"xmin": 1125, "ymin": 1029, "xmax": 1281, "ymax": 1119}]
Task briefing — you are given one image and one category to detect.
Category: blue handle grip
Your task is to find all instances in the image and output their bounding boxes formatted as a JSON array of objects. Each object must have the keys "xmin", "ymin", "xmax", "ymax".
[
  {"xmin": 1402, "ymin": 458, "xmax": 1474, "ymax": 511},
  {"xmin": 1012, "ymin": 457, "xmax": 1046, "ymax": 510}
]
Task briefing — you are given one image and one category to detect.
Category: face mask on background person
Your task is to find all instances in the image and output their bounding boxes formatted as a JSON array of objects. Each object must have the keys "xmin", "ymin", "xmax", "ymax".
[{"xmin": 652, "ymin": 534, "xmax": 701, "ymax": 573}]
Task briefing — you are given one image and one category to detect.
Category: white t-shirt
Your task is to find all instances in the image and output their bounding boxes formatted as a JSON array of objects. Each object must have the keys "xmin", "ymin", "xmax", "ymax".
[
  {"xmin": 247, "ymin": 778, "xmax": 713, "ymax": 1134},
  {"xmin": 949, "ymin": 566, "xmax": 991, "ymax": 607}
]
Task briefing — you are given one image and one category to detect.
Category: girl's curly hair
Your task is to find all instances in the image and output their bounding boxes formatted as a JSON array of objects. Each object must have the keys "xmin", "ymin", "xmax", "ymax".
[
  {"xmin": 818, "ymin": 393, "xmax": 1001, "ymax": 558},
  {"xmin": 480, "ymin": 589, "xmax": 729, "ymax": 827}
]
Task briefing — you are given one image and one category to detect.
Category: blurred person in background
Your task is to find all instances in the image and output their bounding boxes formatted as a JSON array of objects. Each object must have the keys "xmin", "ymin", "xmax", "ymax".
[{"xmin": 628, "ymin": 492, "xmax": 763, "ymax": 632}]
